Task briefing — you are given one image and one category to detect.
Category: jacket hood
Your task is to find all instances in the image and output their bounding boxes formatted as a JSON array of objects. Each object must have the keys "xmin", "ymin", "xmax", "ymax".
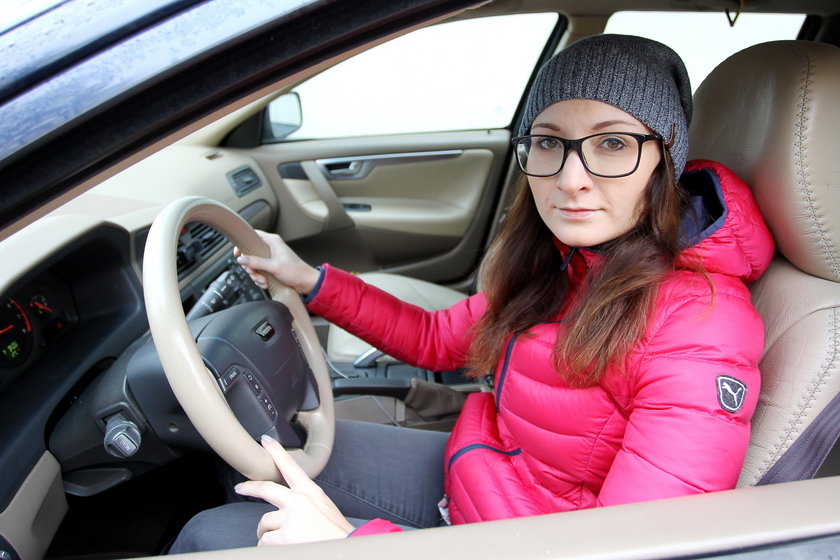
[
  {"xmin": 676, "ymin": 159, "xmax": 774, "ymax": 283},
  {"xmin": 555, "ymin": 159, "xmax": 774, "ymax": 285}
]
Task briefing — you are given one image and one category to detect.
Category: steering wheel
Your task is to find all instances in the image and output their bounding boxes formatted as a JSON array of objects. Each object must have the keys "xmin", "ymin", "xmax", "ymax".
[{"xmin": 142, "ymin": 196, "xmax": 334, "ymax": 481}]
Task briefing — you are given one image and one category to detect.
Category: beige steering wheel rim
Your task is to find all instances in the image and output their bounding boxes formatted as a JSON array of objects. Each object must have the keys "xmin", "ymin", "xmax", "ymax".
[{"xmin": 143, "ymin": 196, "xmax": 334, "ymax": 481}]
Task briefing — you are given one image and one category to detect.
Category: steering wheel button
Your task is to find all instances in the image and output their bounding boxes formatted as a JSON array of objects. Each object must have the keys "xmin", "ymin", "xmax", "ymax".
[{"xmin": 255, "ymin": 320, "xmax": 275, "ymax": 341}]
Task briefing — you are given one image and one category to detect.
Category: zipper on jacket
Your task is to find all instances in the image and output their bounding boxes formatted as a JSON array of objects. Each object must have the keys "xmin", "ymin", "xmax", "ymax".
[
  {"xmin": 494, "ymin": 333, "xmax": 519, "ymax": 409},
  {"xmin": 495, "ymin": 320, "xmax": 568, "ymax": 410},
  {"xmin": 447, "ymin": 443, "xmax": 522, "ymax": 472}
]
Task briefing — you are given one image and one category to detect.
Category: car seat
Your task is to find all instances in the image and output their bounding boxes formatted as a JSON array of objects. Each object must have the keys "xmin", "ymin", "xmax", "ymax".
[{"xmin": 688, "ymin": 40, "xmax": 840, "ymax": 485}]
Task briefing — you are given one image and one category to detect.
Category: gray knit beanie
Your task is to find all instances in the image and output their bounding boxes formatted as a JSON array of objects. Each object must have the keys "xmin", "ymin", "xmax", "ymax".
[{"xmin": 519, "ymin": 34, "xmax": 692, "ymax": 178}]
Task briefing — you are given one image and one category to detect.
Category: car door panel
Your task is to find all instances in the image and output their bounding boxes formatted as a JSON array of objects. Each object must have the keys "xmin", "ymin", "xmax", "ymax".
[
  {"xmin": 328, "ymin": 149, "xmax": 492, "ymax": 236},
  {"xmin": 250, "ymin": 130, "xmax": 509, "ymax": 282},
  {"xmin": 0, "ymin": 452, "xmax": 65, "ymax": 560}
]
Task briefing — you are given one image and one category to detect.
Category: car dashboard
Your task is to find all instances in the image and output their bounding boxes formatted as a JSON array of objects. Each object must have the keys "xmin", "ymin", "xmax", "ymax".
[
  {"xmin": 0, "ymin": 269, "xmax": 80, "ymax": 386},
  {"xmin": 0, "ymin": 145, "xmax": 277, "ymax": 518}
]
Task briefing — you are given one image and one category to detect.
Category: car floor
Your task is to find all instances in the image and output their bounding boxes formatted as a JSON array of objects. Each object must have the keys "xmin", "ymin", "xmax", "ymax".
[{"xmin": 44, "ymin": 454, "xmax": 226, "ymax": 559}]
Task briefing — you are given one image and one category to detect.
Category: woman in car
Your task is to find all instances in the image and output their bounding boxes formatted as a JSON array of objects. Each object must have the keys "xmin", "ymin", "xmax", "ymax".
[{"xmin": 170, "ymin": 33, "xmax": 774, "ymax": 551}]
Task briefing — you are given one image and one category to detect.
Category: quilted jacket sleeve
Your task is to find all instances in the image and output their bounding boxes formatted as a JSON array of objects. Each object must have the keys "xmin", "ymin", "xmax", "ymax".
[
  {"xmin": 305, "ymin": 265, "xmax": 487, "ymax": 372},
  {"xmin": 596, "ymin": 278, "xmax": 763, "ymax": 506},
  {"xmin": 348, "ymin": 518, "xmax": 404, "ymax": 537}
]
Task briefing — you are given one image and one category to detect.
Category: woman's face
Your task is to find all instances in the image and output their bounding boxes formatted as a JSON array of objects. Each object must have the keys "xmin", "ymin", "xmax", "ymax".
[{"xmin": 527, "ymin": 99, "xmax": 662, "ymax": 248}]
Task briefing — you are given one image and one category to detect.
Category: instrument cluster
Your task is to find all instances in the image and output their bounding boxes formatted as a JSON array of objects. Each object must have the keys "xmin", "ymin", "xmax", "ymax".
[{"xmin": 0, "ymin": 273, "xmax": 78, "ymax": 380}]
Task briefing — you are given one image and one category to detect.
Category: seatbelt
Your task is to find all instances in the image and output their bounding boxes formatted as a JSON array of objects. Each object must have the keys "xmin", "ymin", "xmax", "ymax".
[{"xmin": 757, "ymin": 390, "xmax": 840, "ymax": 485}]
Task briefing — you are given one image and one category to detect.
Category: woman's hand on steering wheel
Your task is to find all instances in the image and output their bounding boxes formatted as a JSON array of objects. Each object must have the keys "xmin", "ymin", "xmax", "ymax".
[
  {"xmin": 234, "ymin": 435, "xmax": 354, "ymax": 545},
  {"xmin": 234, "ymin": 230, "xmax": 320, "ymax": 296}
]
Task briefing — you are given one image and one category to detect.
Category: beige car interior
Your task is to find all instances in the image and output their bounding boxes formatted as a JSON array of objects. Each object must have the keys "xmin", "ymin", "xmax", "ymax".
[
  {"xmin": 321, "ymin": 22, "xmax": 840, "ymax": 523},
  {"xmin": 688, "ymin": 39, "xmax": 840, "ymax": 485},
  {"xmin": 303, "ymin": 35, "xmax": 840, "ymax": 558},
  {"xmin": 327, "ymin": 272, "xmax": 468, "ymax": 364},
  {"xmin": 5, "ymin": 4, "xmax": 840, "ymax": 559},
  {"xmin": 326, "ymin": 272, "xmax": 471, "ymax": 428},
  {"xmin": 142, "ymin": 197, "xmax": 335, "ymax": 481},
  {"xmin": 339, "ymin": 37, "xmax": 840, "ymax": 484},
  {"xmin": 251, "ymin": 131, "xmax": 509, "ymax": 279}
]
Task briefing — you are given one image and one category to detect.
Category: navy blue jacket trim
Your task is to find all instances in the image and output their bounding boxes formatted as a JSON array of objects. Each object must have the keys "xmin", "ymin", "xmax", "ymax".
[
  {"xmin": 448, "ymin": 443, "xmax": 522, "ymax": 471},
  {"xmin": 494, "ymin": 320, "xmax": 565, "ymax": 410},
  {"xmin": 495, "ymin": 333, "xmax": 520, "ymax": 409},
  {"xmin": 679, "ymin": 167, "xmax": 728, "ymax": 248},
  {"xmin": 302, "ymin": 266, "xmax": 326, "ymax": 305}
]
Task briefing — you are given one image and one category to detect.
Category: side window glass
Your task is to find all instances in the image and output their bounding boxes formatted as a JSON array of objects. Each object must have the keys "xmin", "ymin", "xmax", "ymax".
[
  {"xmin": 265, "ymin": 13, "xmax": 559, "ymax": 141},
  {"xmin": 605, "ymin": 12, "xmax": 806, "ymax": 92}
]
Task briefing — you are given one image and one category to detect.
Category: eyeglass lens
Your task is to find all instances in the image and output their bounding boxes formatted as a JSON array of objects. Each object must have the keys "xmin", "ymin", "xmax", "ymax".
[{"xmin": 516, "ymin": 134, "xmax": 643, "ymax": 177}]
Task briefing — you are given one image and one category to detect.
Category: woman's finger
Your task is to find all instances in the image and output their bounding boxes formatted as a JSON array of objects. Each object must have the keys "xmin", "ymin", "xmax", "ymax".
[
  {"xmin": 258, "ymin": 529, "xmax": 293, "ymax": 547},
  {"xmin": 234, "ymin": 479, "xmax": 292, "ymax": 507},
  {"xmin": 256, "ymin": 509, "xmax": 286, "ymax": 541},
  {"xmin": 260, "ymin": 435, "xmax": 316, "ymax": 491},
  {"xmin": 254, "ymin": 230, "xmax": 278, "ymax": 244},
  {"xmin": 233, "ymin": 259, "xmax": 268, "ymax": 289},
  {"xmin": 249, "ymin": 271, "xmax": 267, "ymax": 289},
  {"xmin": 236, "ymin": 254, "xmax": 267, "ymax": 272}
]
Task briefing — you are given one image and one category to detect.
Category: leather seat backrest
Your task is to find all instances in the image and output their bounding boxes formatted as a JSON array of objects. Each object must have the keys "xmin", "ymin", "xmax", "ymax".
[
  {"xmin": 688, "ymin": 40, "xmax": 840, "ymax": 486},
  {"xmin": 327, "ymin": 272, "xmax": 466, "ymax": 363}
]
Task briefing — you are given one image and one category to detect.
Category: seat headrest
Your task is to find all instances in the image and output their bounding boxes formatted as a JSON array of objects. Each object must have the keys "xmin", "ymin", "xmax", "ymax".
[{"xmin": 689, "ymin": 40, "xmax": 840, "ymax": 282}]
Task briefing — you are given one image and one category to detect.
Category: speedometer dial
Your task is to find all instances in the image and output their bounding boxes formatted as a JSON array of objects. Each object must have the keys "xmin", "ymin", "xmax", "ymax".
[{"xmin": 0, "ymin": 299, "xmax": 33, "ymax": 368}]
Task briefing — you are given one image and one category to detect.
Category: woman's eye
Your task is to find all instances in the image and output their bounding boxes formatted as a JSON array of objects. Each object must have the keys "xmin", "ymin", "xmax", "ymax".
[
  {"xmin": 598, "ymin": 136, "xmax": 628, "ymax": 151},
  {"xmin": 537, "ymin": 137, "xmax": 560, "ymax": 150}
]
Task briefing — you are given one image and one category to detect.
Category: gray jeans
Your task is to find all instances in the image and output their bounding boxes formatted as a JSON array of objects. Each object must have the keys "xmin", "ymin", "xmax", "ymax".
[{"xmin": 169, "ymin": 419, "xmax": 449, "ymax": 553}]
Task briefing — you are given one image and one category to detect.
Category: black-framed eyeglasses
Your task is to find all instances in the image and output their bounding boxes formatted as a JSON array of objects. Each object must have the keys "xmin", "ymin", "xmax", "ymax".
[{"xmin": 511, "ymin": 132, "xmax": 662, "ymax": 178}]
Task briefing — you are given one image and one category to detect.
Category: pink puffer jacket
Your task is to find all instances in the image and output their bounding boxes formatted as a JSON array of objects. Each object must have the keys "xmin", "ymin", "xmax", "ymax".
[{"xmin": 306, "ymin": 160, "xmax": 774, "ymax": 535}]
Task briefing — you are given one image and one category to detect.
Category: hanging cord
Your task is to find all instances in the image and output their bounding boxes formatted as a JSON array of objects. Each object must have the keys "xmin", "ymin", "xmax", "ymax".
[
  {"xmin": 725, "ymin": 0, "xmax": 744, "ymax": 27},
  {"xmin": 321, "ymin": 348, "xmax": 400, "ymax": 426},
  {"xmin": 321, "ymin": 348, "xmax": 351, "ymax": 379},
  {"xmin": 368, "ymin": 396, "xmax": 400, "ymax": 427}
]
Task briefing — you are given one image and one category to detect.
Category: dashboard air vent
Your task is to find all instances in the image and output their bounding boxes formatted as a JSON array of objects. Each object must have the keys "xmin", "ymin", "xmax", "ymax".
[
  {"xmin": 227, "ymin": 166, "xmax": 262, "ymax": 197},
  {"xmin": 176, "ymin": 222, "xmax": 226, "ymax": 277}
]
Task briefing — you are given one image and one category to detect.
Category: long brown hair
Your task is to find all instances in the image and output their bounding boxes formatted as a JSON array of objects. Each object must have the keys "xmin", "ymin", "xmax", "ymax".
[{"xmin": 469, "ymin": 151, "xmax": 693, "ymax": 387}]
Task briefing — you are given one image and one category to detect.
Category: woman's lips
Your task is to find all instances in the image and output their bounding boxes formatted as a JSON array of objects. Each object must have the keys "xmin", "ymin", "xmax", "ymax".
[{"xmin": 558, "ymin": 207, "xmax": 598, "ymax": 220}]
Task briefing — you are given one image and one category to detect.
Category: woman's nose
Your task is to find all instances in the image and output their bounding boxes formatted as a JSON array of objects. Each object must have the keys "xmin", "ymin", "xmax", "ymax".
[{"xmin": 554, "ymin": 149, "xmax": 591, "ymax": 195}]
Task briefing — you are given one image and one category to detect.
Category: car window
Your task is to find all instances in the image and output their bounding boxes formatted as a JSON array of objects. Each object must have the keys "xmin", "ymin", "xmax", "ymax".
[
  {"xmin": 605, "ymin": 11, "xmax": 806, "ymax": 92},
  {"xmin": 266, "ymin": 13, "xmax": 559, "ymax": 141}
]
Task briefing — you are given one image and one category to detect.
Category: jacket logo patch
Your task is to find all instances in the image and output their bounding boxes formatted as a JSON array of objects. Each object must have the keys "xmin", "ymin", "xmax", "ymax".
[{"xmin": 716, "ymin": 375, "xmax": 747, "ymax": 413}]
